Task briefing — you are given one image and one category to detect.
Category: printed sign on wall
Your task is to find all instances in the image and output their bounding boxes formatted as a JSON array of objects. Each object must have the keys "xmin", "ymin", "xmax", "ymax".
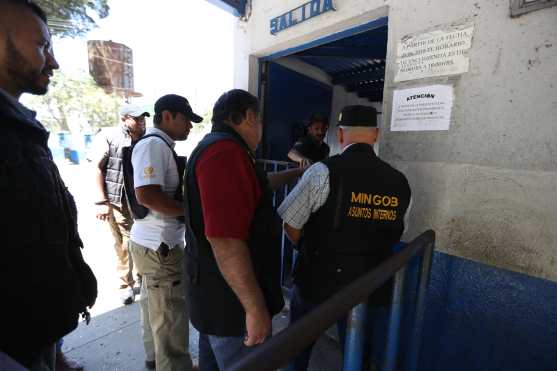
[
  {"xmin": 394, "ymin": 26, "xmax": 474, "ymax": 82},
  {"xmin": 391, "ymin": 85, "xmax": 454, "ymax": 131}
]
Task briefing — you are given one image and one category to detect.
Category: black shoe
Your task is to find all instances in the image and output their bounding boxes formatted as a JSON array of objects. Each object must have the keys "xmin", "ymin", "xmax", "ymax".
[
  {"xmin": 145, "ymin": 360, "xmax": 156, "ymax": 369},
  {"xmin": 120, "ymin": 287, "xmax": 135, "ymax": 305}
]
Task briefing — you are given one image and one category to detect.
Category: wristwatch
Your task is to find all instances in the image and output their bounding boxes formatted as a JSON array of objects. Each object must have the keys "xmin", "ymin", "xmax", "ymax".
[{"xmin": 94, "ymin": 200, "xmax": 109, "ymax": 206}]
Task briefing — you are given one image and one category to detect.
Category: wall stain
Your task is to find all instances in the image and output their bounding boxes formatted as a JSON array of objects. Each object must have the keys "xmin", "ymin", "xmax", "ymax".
[
  {"xmin": 493, "ymin": 47, "xmax": 502, "ymax": 74},
  {"xmin": 443, "ymin": 202, "xmax": 543, "ymax": 275}
]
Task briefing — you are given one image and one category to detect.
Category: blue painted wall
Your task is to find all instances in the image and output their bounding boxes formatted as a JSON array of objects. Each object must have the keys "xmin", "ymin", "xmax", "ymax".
[
  {"xmin": 415, "ymin": 252, "xmax": 557, "ymax": 371},
  {"xmin": 263, "ymin": 62, "xmax": 332, "ymax": 161}
]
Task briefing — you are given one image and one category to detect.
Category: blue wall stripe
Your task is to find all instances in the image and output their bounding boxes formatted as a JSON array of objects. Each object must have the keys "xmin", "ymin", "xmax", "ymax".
[
  {"xmin": 260, "ymin": 16, "xmax": 389, "ymax": 61},
  {"xmin": 418, "ymin": 251, "xmax": 557, "ymax": 371}
]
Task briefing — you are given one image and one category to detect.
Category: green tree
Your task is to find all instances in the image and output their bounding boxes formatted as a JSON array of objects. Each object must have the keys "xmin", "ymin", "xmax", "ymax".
[
  {"xmin": 35, "ymin": 0, "xmax": 109, "ymax": 37},
  {"xmin": 25, "ymin": 70, "xmax": 122, "ymax": 132}
]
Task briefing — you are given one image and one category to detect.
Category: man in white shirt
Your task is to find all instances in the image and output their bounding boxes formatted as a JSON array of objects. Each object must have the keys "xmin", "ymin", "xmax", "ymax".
[{"xmin": 128, "ymin": 94, "xmax": 202, "ymax": 371}]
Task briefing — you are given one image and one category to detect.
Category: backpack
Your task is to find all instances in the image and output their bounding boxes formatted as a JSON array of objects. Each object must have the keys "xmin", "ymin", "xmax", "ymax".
[{"xmin": 122, "ymin": 134, "xmax": 186, "ymax": 220}]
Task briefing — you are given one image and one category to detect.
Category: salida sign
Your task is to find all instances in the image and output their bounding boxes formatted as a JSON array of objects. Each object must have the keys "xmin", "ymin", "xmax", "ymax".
[{"xmin": 270, "ymin": 0, "xmax": 335, "ymax": 35}]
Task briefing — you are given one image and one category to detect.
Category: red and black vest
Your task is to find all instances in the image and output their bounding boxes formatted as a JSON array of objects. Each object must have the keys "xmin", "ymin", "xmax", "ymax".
[
  {"xmin": 184, "ymin": 124, "xmax": 284, "ymax": 336},
  {"xmin": 295, "ymin": 143, "xmax": 411, "ymax": 305}
]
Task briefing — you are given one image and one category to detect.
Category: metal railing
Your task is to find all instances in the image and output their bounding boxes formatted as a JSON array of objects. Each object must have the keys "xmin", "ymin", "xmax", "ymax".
[
  {"xmin": 229, "ymin": 230, "xmax": 436, "ymax": 371},
  {"xmin": 258, "ymin": 159, "xmax": 300, "ymax": 290}
]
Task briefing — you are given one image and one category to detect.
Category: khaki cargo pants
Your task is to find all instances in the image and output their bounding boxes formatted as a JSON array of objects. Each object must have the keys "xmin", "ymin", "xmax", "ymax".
[
  {"xmin": 129, "ymin": 240, "xmax": 193, "ymax": 371},
  {"xmin": 108, "ymin": 204, "xmax": 135, "ymax": 288}
]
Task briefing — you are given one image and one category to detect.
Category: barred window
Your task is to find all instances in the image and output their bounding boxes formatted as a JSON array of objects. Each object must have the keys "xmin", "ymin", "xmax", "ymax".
[{"xmin": 510, "ymin": 0, "xmax": 557, "ymax": 17}]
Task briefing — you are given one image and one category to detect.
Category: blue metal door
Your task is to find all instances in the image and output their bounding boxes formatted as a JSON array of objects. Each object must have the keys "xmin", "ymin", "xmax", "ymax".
[{"xmin": 262, "ymin": 62, "xmax": 333, "ymax": 161}]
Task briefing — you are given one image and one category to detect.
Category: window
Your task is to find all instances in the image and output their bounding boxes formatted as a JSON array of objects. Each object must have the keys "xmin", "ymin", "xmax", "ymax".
[{"xmin": 510, "ymin": 0, "xmax": 557, "ymax": 17}]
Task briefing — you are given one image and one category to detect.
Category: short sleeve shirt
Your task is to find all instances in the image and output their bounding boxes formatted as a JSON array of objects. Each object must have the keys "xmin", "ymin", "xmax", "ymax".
[
  {"xmin": 277, "ymin": 162, "xmax": 330, "ymax": 229},
  {"xmin": 130, "ymin": 127, "xmax": 184, "ymax": 250},
  {"xmin": 195, "ymin": 140, "xmax": 261, "ymax": 241},
  {"xmin": 89, "ymin": 128, "xmax": 111, "ymax": 164}
]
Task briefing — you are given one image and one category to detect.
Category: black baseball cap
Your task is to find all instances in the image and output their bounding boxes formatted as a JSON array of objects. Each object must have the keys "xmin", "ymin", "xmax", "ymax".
[
  {"xmin": 154, "ymin": 94, "xmax": 203, "ymax": 123},
  {"xmin": 337, "ymin": 105, "xmax": 378, "ymax": 127}
]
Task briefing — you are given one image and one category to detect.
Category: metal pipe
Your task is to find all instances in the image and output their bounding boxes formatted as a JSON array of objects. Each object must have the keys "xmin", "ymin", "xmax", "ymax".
[
  {"xmin": 383, "ymin": 266, "xmax": 406, "ymax": 371},
  {"xmin": 228, "ymin": 230, "xmax": 435, "ymax": 371},
  {"xmin": 280, "ymin": 230, "xmax": 287, "ymax": 288},
  {"xmin": 383, "ymin": 242, "xmax": 407, "ymax": 371},
  {"xmin": 406, "ymin": 242, "xmax": 434, "ymax": 371},
  {"xmin": 343, "ymin": 302, "xmax": 368, "ymax": 371}
]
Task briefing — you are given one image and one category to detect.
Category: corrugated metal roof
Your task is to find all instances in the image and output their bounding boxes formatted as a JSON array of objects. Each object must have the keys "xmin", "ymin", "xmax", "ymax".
[{"xmin": 292, "ymin": 25, "xmax": 388, "ymax": 102}]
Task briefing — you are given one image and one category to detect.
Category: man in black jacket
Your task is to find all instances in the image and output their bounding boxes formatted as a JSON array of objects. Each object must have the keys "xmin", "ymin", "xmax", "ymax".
[
  {"xmin": 278, "ymin": 106, "xmax": 412, "ymax": 371},
  {"xmin": 0, "ymin": 1, "xmax": 97, "ymax": 370}
]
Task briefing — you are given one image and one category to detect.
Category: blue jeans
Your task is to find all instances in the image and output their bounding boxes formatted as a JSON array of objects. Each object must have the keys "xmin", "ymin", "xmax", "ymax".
[
  {"xmin": 286, "ymin": 285, "xmax": 375, "ymax": 371},
  {"xmin": 55, "ymin": 339, "xmax": 63, "ymax": 353},
  {"xmin": 199, "ymin": 331, "xmax": 265, "ymax": 371}
]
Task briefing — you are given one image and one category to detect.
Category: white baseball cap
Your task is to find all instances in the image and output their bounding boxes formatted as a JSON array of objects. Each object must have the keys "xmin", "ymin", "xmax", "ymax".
[{"xmin": 119, "ymin": 103, "xmax": 150, "ymax": 118}]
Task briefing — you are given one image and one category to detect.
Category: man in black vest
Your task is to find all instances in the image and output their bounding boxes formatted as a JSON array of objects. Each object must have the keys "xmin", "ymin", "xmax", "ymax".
[
  {"xmin": 278, "ymin": 105, "xmax": 412, "ymax": 371},
  {"xmin": 0, "ymin": 1, "xmax": 97, "ymax": 369},
  {"xmin": 92, "ymin": 103, "xmax": 149, "ymax": 305},
  {"xmin": 288, "ymin": 112, "xmax": 330, "ymax": 166},
  {"xmin": 184, "ymin": 89, "xmax": 305, "ymax": 371}
]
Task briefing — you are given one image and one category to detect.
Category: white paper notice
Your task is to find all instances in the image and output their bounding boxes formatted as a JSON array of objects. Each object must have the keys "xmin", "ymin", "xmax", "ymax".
[
  {"xmin": 395, "ymin": 26, "xmax": 474, "ymax": 82},
  {"xmin": 391, "ymin": 85, "xmax": 453, "ymax": 131}
]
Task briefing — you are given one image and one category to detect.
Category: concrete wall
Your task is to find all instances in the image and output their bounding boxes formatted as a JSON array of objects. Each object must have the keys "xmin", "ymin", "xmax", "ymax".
[
  {"xmin": 230, "ymin": 1, "xmax": 557, "ymax": 369},
  {"xmin": 233, "ymin": 0, "xmax": 557, "ymax": 283},
  {"xmin": 382, "ymin": 1, "xmax": 557, "ymax": 282}
]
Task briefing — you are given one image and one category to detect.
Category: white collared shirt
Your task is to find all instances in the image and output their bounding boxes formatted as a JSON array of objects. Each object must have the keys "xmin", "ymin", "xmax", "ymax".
[{"xmin": 130, "ymin": 127, "xmax": 184, "ymax": 250}]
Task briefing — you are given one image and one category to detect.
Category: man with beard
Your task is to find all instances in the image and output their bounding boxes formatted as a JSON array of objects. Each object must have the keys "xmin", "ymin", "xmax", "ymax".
[
  {"xmin": 92, "ymin": 103, "xmax": 149, "ymax": 305},
  {"xmin": 0, "ymin": 1, "xmax": 97, "ymax": 370},
  {"xmin": 288, "ymin": 113, "xmax": 330, "ymax": 166}
]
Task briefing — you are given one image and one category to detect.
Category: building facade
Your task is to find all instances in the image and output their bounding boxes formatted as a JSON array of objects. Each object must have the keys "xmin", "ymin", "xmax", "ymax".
[{"xmin": 211, "ymin": 1, "xmax": 557, "ymax": 369}]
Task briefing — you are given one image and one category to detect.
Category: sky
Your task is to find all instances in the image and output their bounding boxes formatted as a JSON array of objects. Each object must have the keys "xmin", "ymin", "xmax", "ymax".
[{"xmin": 53, "ymin": 0, "xmax": 236, "ymax": 115}]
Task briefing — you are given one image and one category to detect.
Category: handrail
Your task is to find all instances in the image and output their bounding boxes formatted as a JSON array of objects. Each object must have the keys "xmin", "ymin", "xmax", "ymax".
[
  {"xmin": 229, "ymin": 230, "xmax": 436, "ymax": 371},
  {"xmin": 256, "ymin": 159, "xmax": 295, "ymax": 167}
]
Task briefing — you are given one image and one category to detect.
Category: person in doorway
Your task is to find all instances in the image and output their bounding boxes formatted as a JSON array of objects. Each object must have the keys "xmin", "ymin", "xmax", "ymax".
[
  {"xmin": 278, "ymin": 105, "xmax": 412, "ymax": 371},
  {"xmin": 0, "ymin": 1, "xmax": 97, "ymax": 370},
  {"xmin": 128, "ymin": 94, "xmax": 201, "ymax": 371},
  {"xmin": 184, "ymin": 89, "xmax": 306, "ymax": 371},
  {"xmin": 92, "ymin": 103, "xmax": 149, "ymax": 305},
  {"xmin": 287, "ymin": 112, "xmax": 330, "ymax": 166}
]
